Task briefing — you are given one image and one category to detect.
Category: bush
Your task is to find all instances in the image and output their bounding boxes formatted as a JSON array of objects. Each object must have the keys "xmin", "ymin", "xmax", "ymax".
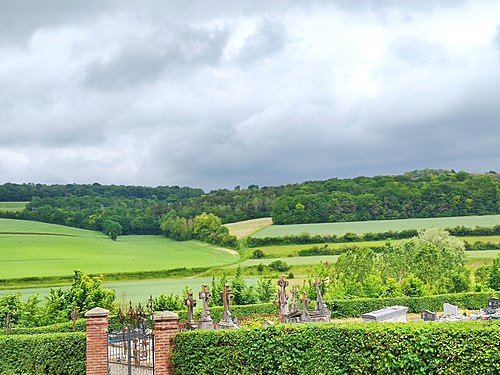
[
  {"xmin": 269, "ymin": 260, "xmax": 290, "ymax": 272},
  {"xmin": 251, "ymin": 249, "xmax": 265, "ymax": 259},
  {"xmin": 0, "ymin": 332, "xmax": 86, "ymax": 374},
  {"xmin": 173, "ymin": 321, "xmax": 500, "ymax": 374}
]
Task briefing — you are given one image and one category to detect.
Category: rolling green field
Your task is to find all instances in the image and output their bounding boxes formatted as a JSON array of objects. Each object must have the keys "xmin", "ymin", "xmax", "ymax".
[
  {"xmin": 253, "ymin": 215, "xmax": 500, "ymax": 238},
  {"xmin": 225, "ymin": 217, "xmax": 273, "ymax": 239},
  {"xmin": 0, "ymin": 276, "xmax": 263, "ymax": 303},
  {"xmin": 0, "ymin": 202, "xmax": 28, "ymax": 212},
  {"xmin": 0, "ymin": 219, "xmax": 239, "ymax": 279}
]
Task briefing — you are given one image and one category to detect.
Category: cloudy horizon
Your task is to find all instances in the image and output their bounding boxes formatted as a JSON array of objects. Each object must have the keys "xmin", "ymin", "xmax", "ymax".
[{"xmin": 1, "ymin": 0, "xmax": 499, "ymax": 190}]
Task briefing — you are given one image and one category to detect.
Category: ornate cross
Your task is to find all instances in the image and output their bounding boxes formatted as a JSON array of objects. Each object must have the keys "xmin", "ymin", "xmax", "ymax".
[
  {"xmin": 184, "ymin": 291, "xmax": 197, "ymax": 326},
  {"xmin": 199, "ymin": 284, "xmax": 212, "ymax": 320},
  {"xmin": 290, "ymin": 285, "xmax": 298, "ymax": 313},
  {"xmin": 277, "ymin": 275, "xmax": 289, "ymax": 317},
  {"xmin": 220, "ymin": 284, "xmax": 233, "ymax": 322},
  {"xmin": 300, "ymin": 291, "xmax": 310, "ymax": 320}
]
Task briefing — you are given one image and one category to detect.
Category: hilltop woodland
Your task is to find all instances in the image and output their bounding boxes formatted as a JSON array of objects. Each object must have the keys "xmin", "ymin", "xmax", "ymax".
[{"xmin": 0, "ymin": 170, "xmax": 498, "ymax": 245}]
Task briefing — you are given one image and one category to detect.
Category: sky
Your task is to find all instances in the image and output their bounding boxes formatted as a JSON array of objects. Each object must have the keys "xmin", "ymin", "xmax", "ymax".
[{"xmin": 1, "ymin": 0, "xmax": 499, "ymax": 191}]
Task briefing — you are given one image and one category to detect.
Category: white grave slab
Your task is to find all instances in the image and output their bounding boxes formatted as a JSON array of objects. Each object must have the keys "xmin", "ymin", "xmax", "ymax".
[
  {"xmin": 443, "ymin": 303, "xmax": 459, "ymax": 316},
  {"xmin": 362, "ymin": 306, "xmax": 408, "ymax": 322}
]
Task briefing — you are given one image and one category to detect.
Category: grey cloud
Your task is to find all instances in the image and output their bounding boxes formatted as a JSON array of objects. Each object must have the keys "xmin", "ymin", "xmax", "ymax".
[
  {"xmin": 83, "ymin": 26, "xmax": 228, "ymax": 90},
  {"xmin": 0, "ymin": 0, "xmax": 108, "ymax": 45},
  {"xmin": 236, "ymin": 20, "xmax": 288, "ymax": 64}
]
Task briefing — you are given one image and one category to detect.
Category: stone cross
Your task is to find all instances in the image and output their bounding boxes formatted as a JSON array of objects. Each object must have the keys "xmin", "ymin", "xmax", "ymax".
[
  {"xmin": 290, "ymin": 285, "xmax": 298, "ymax": 314},
  {"xmin": 184, "ymin": 291, "xmax": 197, "ymax": 329},
  {"xmin": 300, "ymin": 291, "xmax": 310, "ymax": 322},
  {"xmin": 314, "ymin": 278, "xmax": 328, "ymax": 313},
  {"xmin": 218, "ymin": 284, "xmax": 236, "ymax": 329},
  {"xmin": 277, "ymin": 275, "xmax": 289, "ymax": 317},
  {"xmin": 198, "ymin": 284, "xmax": 214, "ymax": 330}
]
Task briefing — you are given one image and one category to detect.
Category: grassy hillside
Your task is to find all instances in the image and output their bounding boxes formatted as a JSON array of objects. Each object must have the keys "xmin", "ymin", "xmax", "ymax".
[
  {"xmin": 253, "ymin": 215, "xmax": 500, "ymax": 238},
  {"xmin": 225, "ymin": 217, "xmax": 273, "ymax": 239},
  {"xmin": 0, "ymin": 202, "xmax": 28, "ymax": 212},
  {"xmin": 0, "ymin": 219, "xmax": 239, "ymax": 279}
]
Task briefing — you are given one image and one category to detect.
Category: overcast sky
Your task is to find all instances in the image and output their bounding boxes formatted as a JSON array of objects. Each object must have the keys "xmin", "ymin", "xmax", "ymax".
[{"xmin": 1, "ymin": 0, "xmax": 499, "ymax": 190}]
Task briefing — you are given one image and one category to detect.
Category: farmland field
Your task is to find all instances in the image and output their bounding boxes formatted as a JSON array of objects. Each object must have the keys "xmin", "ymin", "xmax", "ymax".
[
  {"xmin": 0, "ymin": 202, "xmax": 28, "ymax": 212},
  {"xmin": 0, "ymin": 276, "xmax": 263, "ymax": 303},
  {"xmin": 253, "ymin": 215, "xmax": 500, "ymax": 238},
  {"xmin": 0, "ymin": 219, "xmax": 239, "ymax": 279},
  {"xmin": 225, "ymin": 217, "xmax": 273, "ymax": 239}
]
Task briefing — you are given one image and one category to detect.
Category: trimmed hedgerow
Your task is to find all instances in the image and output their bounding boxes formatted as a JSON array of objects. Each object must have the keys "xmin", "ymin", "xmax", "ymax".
[
  {"xmin": 328, "ymin": 292, "xmax": 496, "ymax": 319},
  {"xmin": 5, "ymin": 319, "xmax": 87, "ymax": 335},
  {"xmin": 173, "ymin": 321, "xmax": 500, "ymax": 374},
  {"xmin": 0, "ymin": 332, "xmax": 86, "ymax": 375}
]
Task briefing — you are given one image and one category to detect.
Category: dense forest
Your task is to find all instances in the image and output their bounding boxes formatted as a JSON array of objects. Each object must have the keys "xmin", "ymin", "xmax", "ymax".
[{"xmin": 0, "ymin": 170, "xmax": 498, "ymax": 239}]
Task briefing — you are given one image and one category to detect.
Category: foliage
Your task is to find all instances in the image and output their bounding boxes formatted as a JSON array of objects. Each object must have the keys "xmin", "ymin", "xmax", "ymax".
[
  {"xmin": 489, "ymin": 254, "xmax": 500, "ymax": 290},
  {"xmin": 268, "ymin": 260, "xmax": 290, "ymax": 272},
  {"xmin": 247, "ymin": 224, "xmax": 500, "ymax": 247},
  {"xmin": 154, "ymin": 293, "xmax": 184, "ymax": 311},
  {"xmin": 251, "ymin": 249, "xmax": 265, "ymax": 258},
  {"xmin": 173, "ymin": 321, "xmax": 500, "ymax": 374},
  {"xmin": 0, "ymin": 332, "xmax": 86, "ymax": 375}
]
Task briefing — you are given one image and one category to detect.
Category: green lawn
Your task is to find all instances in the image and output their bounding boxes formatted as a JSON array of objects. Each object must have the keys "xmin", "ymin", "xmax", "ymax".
[
  {"xmin": 0, "ymin": 219, "xmax": 239, "ymax": 279},
  {"xmin": 0, "ymin": 202, "xmax": 28, "ymax": 212},
  {"xmin": 253, "ymin": 215, "xmax": 500, "ymax": 238}
]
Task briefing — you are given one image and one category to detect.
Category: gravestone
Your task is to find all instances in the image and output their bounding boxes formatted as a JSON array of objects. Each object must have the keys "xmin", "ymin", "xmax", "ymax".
[
  {"xmin": 198, "ymin": 284, "xmax": 214, "ymax": 330},
  {"xmin": 300, "ymin": 291, "xmax": 311, "ymax": 322},
  {"xmin": 218, "ymin": 284, "xmax": 237, "ymax": 329},
  {"xmin": 488, "ymin": 298, "xmax": 499, "ymax": 310},
  {"xmin": 289, "ymin": 285, "xmax": 299, "ymax": 315},
  {"xmin": 421, "ymin": 309, "xmax": 438, "ymax": 321},
  {"xmin": 443, "ymin": 303, "xmax": 459, "ymax": 316},
  {"xmin": 362, "ymin": 306, "xmax": 408, "ymax": 322},
  {"xmin": 277, "ymin": 275, "xmax": 289, "ymax": 321},
  {"xmin": 184, "ymin": 291, "xmax": 197, "ymax": 330},
  {"xmin": 310, "ymin": 278, "xmax": 331, "ymax": 322}
]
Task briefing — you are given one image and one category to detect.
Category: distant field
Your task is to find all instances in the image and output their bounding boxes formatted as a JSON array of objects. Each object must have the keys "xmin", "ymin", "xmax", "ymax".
[
  {"xmin": 0, "ymin": 219, "xmax": 239, "ymax": 279},
  {"xmin": 0, "ymin": 276, "xmax": 263, "ymax": 303},
  {"xmin": 225, "ymin": 217, "xmax": 273, "ymax": 239},
  {"xmin": 256, "ymin": 240, "xmax": 390, "ymax": 257},
  {"xmin": 232, "ymin": 255, "xmax": 340, "ymax": 268},
  {"xmin": 253, "ymin": 215, "xmax": 500, "ymax": 238},
  {"xmin": 0, "ymin": 202, "xmax": 28, "ymax": 212}
]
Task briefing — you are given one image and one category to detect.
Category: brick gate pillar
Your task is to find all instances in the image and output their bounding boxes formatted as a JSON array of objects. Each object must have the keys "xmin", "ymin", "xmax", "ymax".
[
  {"xmin": 154, "ymin": 311, "xmax": 180, "ymax": 375},
  {"xmin": 85, "ymin": 307, "xmax": 109, "ymax": 375}
]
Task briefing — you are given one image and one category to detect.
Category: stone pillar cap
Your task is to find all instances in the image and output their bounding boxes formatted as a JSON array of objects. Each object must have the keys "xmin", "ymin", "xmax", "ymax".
[
  {"xmin": 154, "ymin": 311, "xmax": 179, "ymax": 321},
  {"xmin": 85, "ymin": 307, "xmax": 110, "ymax": 318}
]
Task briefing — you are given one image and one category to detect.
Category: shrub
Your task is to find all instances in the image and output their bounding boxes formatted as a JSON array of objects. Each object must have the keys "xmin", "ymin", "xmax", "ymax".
[
  {"xmin": 0, "ymin": 332, "xmax": 86, "ymax": 374},
  {"xmin": 269, "ymin": 260, "xmax": 290, "ymax": 272},
  {"xmin": 173, "ymin": 321, "xmax": 500, "ymax": 374},
  {"xmin": 251, "ymin": 249, "xmax": 265, "ymax": 259}
]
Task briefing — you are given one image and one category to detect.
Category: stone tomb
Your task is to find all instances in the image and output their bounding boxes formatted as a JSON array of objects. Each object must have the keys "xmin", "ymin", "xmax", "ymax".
[
  {"xmin": 421, "ymin": 309, "xmax": 438, "ymax": 321},
  {"xmin": 443, "ymin": 303, "xmax": 459, "ymax": 317},
  {"xmin": 362, "ymin": 306, "xmax": 408, "ymax": 322}
]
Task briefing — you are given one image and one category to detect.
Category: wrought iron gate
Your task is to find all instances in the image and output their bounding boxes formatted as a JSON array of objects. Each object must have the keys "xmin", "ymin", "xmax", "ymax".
[
  {"xmin": 108, "ymin": 301, "xmax": 155, "ymax": 375},
  {"xmin": 108, "ymin": 327, "xmax": 154, "ymax": 375}
]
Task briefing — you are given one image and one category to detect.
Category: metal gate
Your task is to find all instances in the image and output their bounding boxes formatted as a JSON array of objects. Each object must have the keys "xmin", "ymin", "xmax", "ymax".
[{"xmin": 108, "ymin": 327, "xmax": 154, "ymax": 375}]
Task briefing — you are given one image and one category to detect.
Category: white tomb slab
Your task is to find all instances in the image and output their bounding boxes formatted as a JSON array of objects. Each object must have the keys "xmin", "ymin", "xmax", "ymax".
[
  {"xmin": 443, "ymin": 303, "xmax": 459, "ymax": 316},
  {"xmin": 362, "ymin": 306, "xmax": 408, "ymax": 322}
]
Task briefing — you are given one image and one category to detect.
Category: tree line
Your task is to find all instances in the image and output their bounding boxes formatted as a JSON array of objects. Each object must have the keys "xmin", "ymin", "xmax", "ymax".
[{"xmin": 0, "ymin": 170, "xmax": 498, "ymax": 243}]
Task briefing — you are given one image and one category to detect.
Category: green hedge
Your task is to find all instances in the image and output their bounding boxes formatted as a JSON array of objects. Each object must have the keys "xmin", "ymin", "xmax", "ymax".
[
  {"xmin": 328, "ymin": 292, "xmax": 496, "ymax": 319},
  {"xmin": 173, "ymin": 321, "xmax": 500, "ymax": 374},
  {"xmin": 5, "ymin": 319, "xmax": 87, "ymax": 335},
  {"xmin": 0, "ymin": 332, "xmax": 86, "ymax": 375}
]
